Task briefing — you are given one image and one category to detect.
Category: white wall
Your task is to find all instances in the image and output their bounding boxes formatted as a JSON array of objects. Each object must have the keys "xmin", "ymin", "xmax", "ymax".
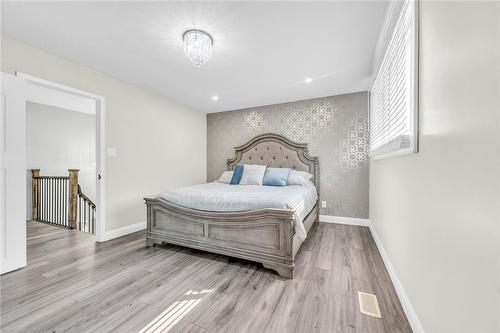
[
  {"xmin": 1, "ymin": 36, "xmax": 207, "ymax": 232},
  {"xmin": 370, "ymin": 2, "xmax": 500, "ymax": 332},
  {"xmin": 25, "ymin": 102, "xmax": 96, "ymax": 221},
  {"xmin": 27, "ymin": 102, "xmax": 96, "ymax": 198}
]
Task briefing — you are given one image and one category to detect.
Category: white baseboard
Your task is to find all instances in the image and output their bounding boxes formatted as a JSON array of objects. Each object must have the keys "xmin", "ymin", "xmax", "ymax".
[
  {"xmin": 369, "ymin": 224, "xmax": 425, "ymax": 333},
  {"xmin": 97, "ymin": 221, "xmax": 146, "ymax": 242},
  {"xmin": 320, "ymin": 214, "xmax": 424, "ymax": 331},
  {"xmin": 319, "ymin": 215, "xmax": 370, "ymax": 227}
]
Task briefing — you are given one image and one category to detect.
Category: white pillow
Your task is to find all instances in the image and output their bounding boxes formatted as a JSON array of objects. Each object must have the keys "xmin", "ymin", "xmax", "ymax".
[
  {"xmin": 217, "ymin": 170, "xmax": 234, "ymax": 183},
  {"xmin": 287, "ymin": 170, "xmax": 314, "ymax": 186},
  {"xmin": 291, "ymin": 170, "xmax": 314, "ymax": 180},
  {"xmin": 239, "ymin": 164, "xmax": 267, "ymax": 185}
]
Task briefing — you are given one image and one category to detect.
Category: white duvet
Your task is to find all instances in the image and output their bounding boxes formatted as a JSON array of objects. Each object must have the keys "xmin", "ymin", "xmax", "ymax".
[{"xmin": 157, "ymin": 182, "xmax": 318, "ymax": 241}]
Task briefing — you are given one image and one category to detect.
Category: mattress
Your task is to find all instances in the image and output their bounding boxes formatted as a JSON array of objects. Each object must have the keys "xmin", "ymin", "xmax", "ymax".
[{"xmin": 157, "ymin": 182, "xmax": 318, "ymax": 241}]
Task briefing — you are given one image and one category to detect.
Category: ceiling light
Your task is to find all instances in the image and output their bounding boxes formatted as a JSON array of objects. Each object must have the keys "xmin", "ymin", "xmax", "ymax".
[
  {"xmin": 304, "ymin": 78, "xmax": 313, "ymax": 84},
  {"xmin": 211, "ymin": 95, "xmax": 219, "ymax": 101},
  {"xmin": 183, "ymin": 29, "xmax": 214, "ymax": 68}
]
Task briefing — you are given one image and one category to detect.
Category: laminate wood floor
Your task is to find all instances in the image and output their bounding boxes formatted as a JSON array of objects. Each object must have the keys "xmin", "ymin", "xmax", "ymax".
[{"xmin": 0, "ymin": 221, "xmax": 411, "ymax": 333}]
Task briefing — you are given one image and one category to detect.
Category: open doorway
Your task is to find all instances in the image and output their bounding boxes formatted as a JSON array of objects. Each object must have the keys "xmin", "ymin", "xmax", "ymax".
[
  {"xmin": 26, "ymin": 102, "xmax": 97, "ymax": 235},
  {"xmin": 0, "ymin": 72, "xmax": 105, "ymax": 274}
]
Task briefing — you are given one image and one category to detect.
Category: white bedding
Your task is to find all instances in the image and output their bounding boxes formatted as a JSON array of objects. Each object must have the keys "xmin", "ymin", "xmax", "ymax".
[{"xmin": 157, "ymin": 182, "xmax": 318, "ymax": 241}]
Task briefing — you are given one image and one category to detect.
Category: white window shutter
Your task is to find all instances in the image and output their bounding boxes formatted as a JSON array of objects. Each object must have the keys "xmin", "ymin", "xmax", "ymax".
[{"xmin": 370, "ymin": 0, "xmax": 418, "ymax": 157}]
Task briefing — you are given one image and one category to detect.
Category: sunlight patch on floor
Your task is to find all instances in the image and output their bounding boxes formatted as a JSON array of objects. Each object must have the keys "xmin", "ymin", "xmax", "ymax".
[{"xmin": 139, "ymin": 289, "xmax": 213, "ymax": 333}]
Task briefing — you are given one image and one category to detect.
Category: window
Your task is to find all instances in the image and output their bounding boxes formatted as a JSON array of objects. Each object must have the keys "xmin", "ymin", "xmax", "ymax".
[{"xmin": 369, "ymin": 0, "xmax": 418, "ymax": 158}]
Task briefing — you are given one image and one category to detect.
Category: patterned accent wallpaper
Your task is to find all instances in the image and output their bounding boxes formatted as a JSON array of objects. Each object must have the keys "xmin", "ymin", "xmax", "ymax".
[{"xmin": 207, "ymin": 92, "xmax": 369, "ymax": 218}]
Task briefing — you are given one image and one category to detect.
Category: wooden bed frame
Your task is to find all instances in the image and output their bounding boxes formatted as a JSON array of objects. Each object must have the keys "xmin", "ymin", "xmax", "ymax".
[{"xmin": 144, "ymin": 133, "xmax": 319, "ymax": 278}]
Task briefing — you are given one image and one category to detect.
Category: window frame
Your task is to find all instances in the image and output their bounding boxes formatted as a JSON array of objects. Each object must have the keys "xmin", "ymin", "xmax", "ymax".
[{"xmin": 369, "ymin": 0, "xmax": 420, "ymax": 160}]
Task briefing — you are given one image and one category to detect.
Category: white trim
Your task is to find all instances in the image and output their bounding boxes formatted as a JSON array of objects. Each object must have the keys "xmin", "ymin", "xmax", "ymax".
[
  {"xmin": 99, "ymin": 221, "xmax": 146, "ymax": 242},
  {"xmin": 95, "ymin": 97, "xmax": 106, "ymax": 242},
  {"xmin": 16, "ymin": 72, "xmax": 103, "ymax": 100},
  {"xmin": 369, "ymin": 224, "xmax": 425, "ymax": 333},
  {"xmin": 319, "ymin": 215, "xmax": 370, "ymax": 227},
  {"xmin": 369, "ymin": 134, "xmax": 412, "ymax": 158},
  {"xmin": 320, "ymin": 214, "xmax": 424, "ymax": 331},
  {"xmin": 369, "ymin": 0, "xmax": 419, "ymax": 159},
  {"xmin": 370, "ymin": 147, "xmax": 415, "ymax": 161},
  {"xmin": 16, "ymin": 72, "xmax": 106, "ymax": 242}
]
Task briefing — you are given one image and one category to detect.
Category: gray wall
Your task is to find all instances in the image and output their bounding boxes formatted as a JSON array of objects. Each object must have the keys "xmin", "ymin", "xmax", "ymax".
[
  {"xmin": 208, "ymin": 91, "xmax": 369, "ymax": 218},
  {"xmin": 370, "ymin": 2, "xmax": 500, "ymax": 332}
]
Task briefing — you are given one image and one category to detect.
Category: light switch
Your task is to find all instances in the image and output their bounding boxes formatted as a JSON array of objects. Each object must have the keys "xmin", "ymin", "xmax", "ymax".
[
  {"xmin": 106, "ymin": 147, "xmax": 116, "ymax": 157},
  {"xmin": 321, "ymin": 201, "xmax": 327, "ymax": 208}
]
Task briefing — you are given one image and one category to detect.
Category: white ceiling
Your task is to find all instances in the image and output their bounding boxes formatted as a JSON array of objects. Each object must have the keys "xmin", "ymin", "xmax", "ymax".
[{"xmin": 1, "ymin": 1, "xmax": 388, "ymax": 113}]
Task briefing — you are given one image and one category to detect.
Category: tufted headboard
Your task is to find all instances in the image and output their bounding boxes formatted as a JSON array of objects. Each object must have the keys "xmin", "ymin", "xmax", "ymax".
[{"xmin": 227, "ymin": 133, "xmax": 320, "ymax": 193}]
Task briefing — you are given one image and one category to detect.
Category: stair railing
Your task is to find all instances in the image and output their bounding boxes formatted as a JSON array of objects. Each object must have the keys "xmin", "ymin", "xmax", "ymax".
[
  {"xmin": 31, "ymin": 169, "xmax": 70, "ymax": 228},
  {"xmin": 77, "ymin": 184, "xmax": 96, "ymax": 234},
  {"xmin": 31, "ymin": 169, "xmax": 96, "ymax": 234}
]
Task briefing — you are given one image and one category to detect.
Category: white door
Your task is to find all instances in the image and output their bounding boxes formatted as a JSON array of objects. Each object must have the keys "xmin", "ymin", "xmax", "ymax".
[{"xmin": 1, "ymin": 73, "xmax": 27, "ymax": 274}]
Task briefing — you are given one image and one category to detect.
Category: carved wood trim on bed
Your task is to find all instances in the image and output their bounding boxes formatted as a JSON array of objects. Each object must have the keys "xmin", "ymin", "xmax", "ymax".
[{"xmin": 145, "ymin": 133, "xmax": 319, "ymax": 279}]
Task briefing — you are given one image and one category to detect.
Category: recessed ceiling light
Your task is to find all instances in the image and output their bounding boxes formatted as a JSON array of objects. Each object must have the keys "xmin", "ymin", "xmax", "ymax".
[
  {"xmin": 212, "ymin": 95, "xmax": 219, "ymax": 101},
  {"xmin": 304, "ymin": 78, "xmax": 313, "ymax": 84}
]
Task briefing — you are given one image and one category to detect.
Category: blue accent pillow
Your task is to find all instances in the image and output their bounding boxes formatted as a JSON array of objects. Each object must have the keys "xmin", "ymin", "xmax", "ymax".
[
  {"xmin": 230, "ymin": 165, "xmax": 244, "ymax": 185},
  {"xmin": 263, "ymin": 167, "xmax": 291, "ymax": 187}
]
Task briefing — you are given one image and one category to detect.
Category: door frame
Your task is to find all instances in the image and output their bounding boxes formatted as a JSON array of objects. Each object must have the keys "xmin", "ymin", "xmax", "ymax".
[{"xmin": 17, "ymin": 72, "xmax": 107, "ymax": 242}]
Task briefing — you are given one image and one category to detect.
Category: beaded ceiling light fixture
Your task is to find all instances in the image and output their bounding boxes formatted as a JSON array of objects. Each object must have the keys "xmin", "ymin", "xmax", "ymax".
[{"xmin": 183, "ymin": 29, "xmax": 214, "ymax": 67}]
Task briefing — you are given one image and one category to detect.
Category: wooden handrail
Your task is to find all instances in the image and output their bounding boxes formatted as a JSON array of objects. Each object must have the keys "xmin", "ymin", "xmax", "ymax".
[
  {"xmin": 77, "ymin": 183, "xmax": 96, "ymax": 233},
  {"xmin": 33, "ymin": 176, "xmax": 70, "ymax": 180},
  {"xmin": 77, "ymin": 184, "xmax": 96, "ymax": 208}
]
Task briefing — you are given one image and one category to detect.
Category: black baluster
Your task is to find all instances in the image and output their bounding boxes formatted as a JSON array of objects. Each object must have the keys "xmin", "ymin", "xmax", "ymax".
[
  {"xmin": 39, "ymin": 179, "xmax": 41, "ymax": 221},
  {"xmin": 56, "ymin": 179, "xmax": 59, "ymax": 225},
  {"xmin": 83, "ymin": 200, "xmax": 86, "ymax": 232},
  {"xmin": 64, "ymin": 179, "xmax": 68, "ymax": 227},
  {"xmin": 59, "ymin": 179, "xmax": 62, "ymax": 226},
  {"xmin": 43, "ymin": 179, "xmax": 46, "ymax": 222},
  {"xmin": 51, "ymin": 178, "xmax": 54, "ymax": 224},
  {"xmin": 49, "ymin": 178, "xmax": 52, "ymax": 224},
  {"xmin": 53, "ymin": 178, "xmax": 56, "ymax": 224},
  {"xmin": 87, "ymin": 204, "xmax": 90, "ymax": 233},
  {"xmin": 39, "ymin": 179, "xmax": 42, "ymax": 222},
  {"xmin": 78, "ymin": 197, "xmax": 80, "ymax": 231}
]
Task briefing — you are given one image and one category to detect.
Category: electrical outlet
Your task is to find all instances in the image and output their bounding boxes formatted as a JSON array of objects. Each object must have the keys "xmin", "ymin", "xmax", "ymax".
[{"xmin": 321, "ymin": 201, "xmax": 327, "ymax": 208}]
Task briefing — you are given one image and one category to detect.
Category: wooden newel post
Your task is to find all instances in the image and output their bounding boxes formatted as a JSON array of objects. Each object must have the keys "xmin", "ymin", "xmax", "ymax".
[
  {"xmin": 31, "ymin": 169, "xmax": 40, "ymax": 221},
  {"xmin": 68, "ymin": 169, "xmax": 79, "ymax": 230}
]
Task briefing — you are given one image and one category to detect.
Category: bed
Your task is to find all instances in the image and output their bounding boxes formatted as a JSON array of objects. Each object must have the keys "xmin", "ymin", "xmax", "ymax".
[{"xmin": 144, "ymin": 133, "xmax": 320, "ymax": 278}]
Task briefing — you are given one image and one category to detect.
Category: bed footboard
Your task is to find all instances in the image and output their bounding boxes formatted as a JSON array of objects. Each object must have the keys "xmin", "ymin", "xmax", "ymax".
[{"xmin": 144, "ymin": 198, "xmax": 297, "ymax": 278}]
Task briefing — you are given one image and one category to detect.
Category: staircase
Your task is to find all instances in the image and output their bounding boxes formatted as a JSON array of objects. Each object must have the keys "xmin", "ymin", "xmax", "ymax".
[{"xmin": 31, "ymin": 169, "xmax": 96, "ymax": 234}]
